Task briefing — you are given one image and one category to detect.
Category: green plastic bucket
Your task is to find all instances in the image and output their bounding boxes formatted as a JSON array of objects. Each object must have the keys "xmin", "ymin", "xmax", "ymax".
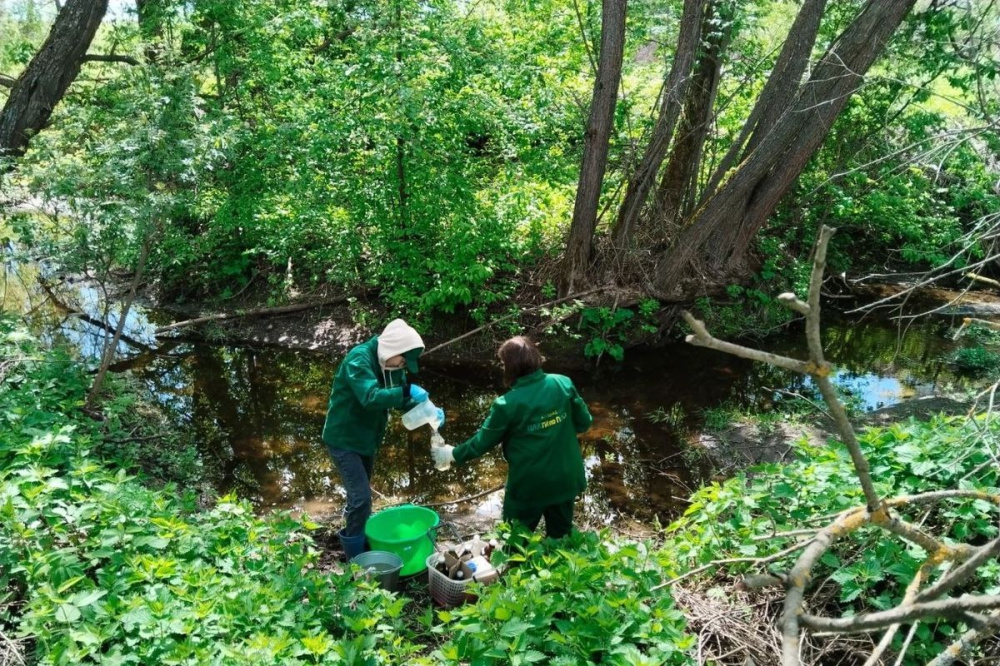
[{"xmin": 364, "ymin": 505, "xmax": 440, "ymax": 576}]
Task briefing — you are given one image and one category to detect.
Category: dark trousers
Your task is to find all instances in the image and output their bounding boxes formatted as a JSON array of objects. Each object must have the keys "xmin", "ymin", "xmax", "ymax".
[
  {"xmin": 503, "ymin": 499, "xmax": 575, "ymax": 539},
  {"xmin": 328, "ymin": 447, "xmax": 375, "ymax": 537}
]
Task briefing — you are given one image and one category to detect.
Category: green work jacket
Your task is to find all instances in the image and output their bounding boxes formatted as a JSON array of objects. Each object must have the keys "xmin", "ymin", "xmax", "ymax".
[
  {"xmin": 322, "ymin": 337, "xmax": 412, "ymax": 456},
  {"xmin": 453, "ymin": 370, "xmax": 593, "ymax": 508}
]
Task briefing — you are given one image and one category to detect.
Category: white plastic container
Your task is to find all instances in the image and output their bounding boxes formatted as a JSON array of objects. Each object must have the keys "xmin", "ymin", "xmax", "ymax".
[{"xmin": 402, "ymin": 398, "xmax": 440, "ymax": 430}]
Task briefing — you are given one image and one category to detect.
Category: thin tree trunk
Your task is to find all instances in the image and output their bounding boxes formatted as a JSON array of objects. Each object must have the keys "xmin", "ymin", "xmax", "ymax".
[
  {"xmin": 653, "ymin": 0, "xmax": 729, "ymax": 226},
  {"xmin": 559, "ymin": 0, "xmax": 628, "ymax": 296},
  {"xmin": 652, "ymin": 0, "xmax": 916, "ymax": 296},
  {"xmin": 0, "ymin": 0, "xmax": 108, "ymax": 162},
  {"xmin": 609, "ymin": 0, "xmax": 706, "ymax": 249},
  {"xmin": 85, "ymin": 223, "xmax": 152, "ymax": 410},
  {"xmin": 394, "ymin": 0, "xmax": 409, "ymax": 233}
]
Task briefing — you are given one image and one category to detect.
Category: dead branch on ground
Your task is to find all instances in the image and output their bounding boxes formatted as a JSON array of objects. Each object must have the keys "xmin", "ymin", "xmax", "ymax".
[{"xmin": 679, "ymin": 226, "xmax": 1000, "ymax": 665}]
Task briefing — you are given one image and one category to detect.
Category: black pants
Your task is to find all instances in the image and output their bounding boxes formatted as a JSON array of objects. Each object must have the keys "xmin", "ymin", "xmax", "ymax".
[
  {"xmin": 503, "ymin": 499, "xmax": 575, "ymax": 539},
  {"xmin": 328, "ymin": 447, "xmax": 375, "ymax": 537}
]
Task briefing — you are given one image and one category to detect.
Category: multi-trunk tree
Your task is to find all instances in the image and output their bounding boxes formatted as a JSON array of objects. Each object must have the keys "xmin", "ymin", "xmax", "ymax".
[{"xmin": 561, "ymin": 0, "xmax": 919, "ymax": 299}]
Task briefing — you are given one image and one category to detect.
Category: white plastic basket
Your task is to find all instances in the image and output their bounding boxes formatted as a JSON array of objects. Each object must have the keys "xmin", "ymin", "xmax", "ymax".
[{"xmin": 426, "ymin": 553, "xmax": 477, "ymax": 608}]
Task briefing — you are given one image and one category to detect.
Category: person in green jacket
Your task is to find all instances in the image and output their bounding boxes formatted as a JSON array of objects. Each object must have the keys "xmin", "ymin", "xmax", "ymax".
[
  {"xmin": 322, "ymin": 319, "xmax": 442, "ymax": 557},
  {"xmin": 432, "ymin": 336, "xmax": 592, "ymax": 539}
]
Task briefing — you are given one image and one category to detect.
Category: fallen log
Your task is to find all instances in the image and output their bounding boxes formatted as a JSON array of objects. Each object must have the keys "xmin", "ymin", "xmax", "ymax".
[
  {"xmin": 154, "ymin": 295, "xmax": 350, "ymax": 335},
  {"xmin": 967, "ymin": 272, "xmax": 1000, "ymax": 290}
]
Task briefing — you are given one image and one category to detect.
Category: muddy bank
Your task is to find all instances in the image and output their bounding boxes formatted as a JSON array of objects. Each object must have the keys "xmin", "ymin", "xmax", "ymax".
[
  {"xmin": 695, "ymin": 395, "xmax": 974, "ymax": 473},
  {"xmin": 148, "ymin": 278, "xmax": 1000, "ymax": 368}
]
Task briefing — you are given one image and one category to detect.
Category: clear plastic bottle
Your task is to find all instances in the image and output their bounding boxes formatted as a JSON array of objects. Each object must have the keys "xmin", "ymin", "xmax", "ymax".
[{"xmin": 430, "ymin": 429, "xmax": 450, "ymax": 471}]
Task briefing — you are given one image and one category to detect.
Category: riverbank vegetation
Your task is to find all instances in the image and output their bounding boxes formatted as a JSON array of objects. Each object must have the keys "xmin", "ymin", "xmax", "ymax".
[
  {"xmin": 2, "ymin": 0, "xmax": 999, "ymax": 333},
  {"xmin": 5, "ymin": 0, "xmax": 1000, "ymax": 664}
]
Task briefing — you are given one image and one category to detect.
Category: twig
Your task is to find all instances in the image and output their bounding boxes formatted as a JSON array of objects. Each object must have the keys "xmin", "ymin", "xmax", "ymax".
[
  {"xmin": 423, "ymin": 287, "xmax": 604, "ymax": 356},
  {"xmin": 800, "ymin": 594, "xmax": 1000, "ymax": 633},
  {"xmin": 652, "ymin": 538, "xmax": 815, "ymax": 590},
  {"xmin": 420, "ymin": 484, "xmax": 504, "ymax": 508},
  {"xmin": 924, "ymin": 610, "xmax": 1000, "ymax": 666},
  {"xmin": 154, "ymin": 295, "xmax": 351, "ymax": 334}
]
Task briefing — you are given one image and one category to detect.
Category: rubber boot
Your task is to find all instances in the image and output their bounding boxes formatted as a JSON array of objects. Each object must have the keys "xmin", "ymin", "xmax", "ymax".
[{"xmin": 338, "ymin": 529, "xmax": 367, "ymax": 561}]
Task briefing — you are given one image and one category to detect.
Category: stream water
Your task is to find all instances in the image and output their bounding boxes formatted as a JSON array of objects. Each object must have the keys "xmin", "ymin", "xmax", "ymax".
[{"xmin": 3, "ymin": 263, "xmax": 993, "ymax": 528}]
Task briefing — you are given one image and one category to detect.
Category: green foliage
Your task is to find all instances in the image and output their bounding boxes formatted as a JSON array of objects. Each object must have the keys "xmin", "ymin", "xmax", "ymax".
[
  {"xmin": 949, "ymin": 346, "xmax": 1000, "ymax": 376},
  {"xmin": 692, "ymin": 281, "xmax": 793, "ymax": 341},
  {"xmin": 665, "ymin": 415, "xmax": 1000, "ymax": 662},
  {"xmin": 0, "ymin": 320, "xmax": 700, "ymax": 664},
  {"xmin": 648, "ymin": 403, "xmax": 686, "ymax": 428},
  {"xmin": 0, "ymin": 320, "xmax": 420, "ymax": 665},
  {"xmin": 580, "ymin": 299, "xmax": 659, "ymax": 363},
  {"xmin": 433, "ymin": 529, "xmax": 694, "ymax": 665},
  {"xmin": 960, "ymin": 323, "xmax": 1000, "ymax": 346}
]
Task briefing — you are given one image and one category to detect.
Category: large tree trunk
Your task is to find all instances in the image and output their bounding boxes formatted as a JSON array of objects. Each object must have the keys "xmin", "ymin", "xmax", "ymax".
[
  {"xmin": 559, "ymin": 0, "xmax": 628, "ymax": 296},
  {"xmin": 701, "ymin": 0, "xmax": 828, "ymax": 202},
  {"xmin": 653, "ymin": 0, "xmax": 730, "ymax": 227},
  {"xmin": 652, "ymin": 0, "xmax": 916, "ymax": 297},
  {"xmin": 0, "ymin": 0, "xmax": 108, "ymax": 162},
  {"xmin": 610, "ymin": 0, "xmax": 706, "ymax": 249}
]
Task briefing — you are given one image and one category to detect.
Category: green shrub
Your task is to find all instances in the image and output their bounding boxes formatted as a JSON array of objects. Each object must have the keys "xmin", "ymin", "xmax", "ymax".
[
  {"xmin": 664, "ymin": 415, "xmax": 1000, "ymax": 662},
  {"xmin": 433, "ymin": 529, "xmax": 694, "ymax": 665},
  {"xmin": 949, "ymin": 346, "xmax": 1000, "ymax": 375},
  {"xmin": 0, "ymin": 320, "xmax": 419, "ymax": 665}
]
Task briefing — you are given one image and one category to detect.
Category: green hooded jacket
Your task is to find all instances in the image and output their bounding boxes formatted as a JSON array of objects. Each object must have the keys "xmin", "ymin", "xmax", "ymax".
[
  {"xmin": 452, "ymin": 370, "xmax": 593, "ymax": 508},
  {"xmin": 322, "ymin": 336, "xmax": 415, "ymax": 456}
]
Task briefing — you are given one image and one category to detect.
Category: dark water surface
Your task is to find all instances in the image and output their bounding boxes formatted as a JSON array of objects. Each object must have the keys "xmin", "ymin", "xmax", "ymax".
[
  {"xmin": 3, "ymin": 264, "xmax": 989, "ymax": 526},
  {"xmin": 123, "ymin": 314, "xmax": 979, "ymax": 528}
]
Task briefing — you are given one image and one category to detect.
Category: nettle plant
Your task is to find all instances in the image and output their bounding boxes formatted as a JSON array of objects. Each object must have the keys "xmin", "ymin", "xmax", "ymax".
[
  {"xmin": 430, "ymin": 529, "xmax": 694, "ymax": 665},
  {"xmin": 0, "ymin": 320, "xmax": 420, "ymax": 666},
  {"xmin": 668, "ymin": 227, "xmax": 1000, "ymax": 665}
]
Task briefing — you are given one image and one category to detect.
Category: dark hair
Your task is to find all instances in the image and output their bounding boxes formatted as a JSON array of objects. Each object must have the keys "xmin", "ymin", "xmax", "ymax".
[{"xmin": 498, "ymin": 336, "xmax": 543, "ymax": 386}]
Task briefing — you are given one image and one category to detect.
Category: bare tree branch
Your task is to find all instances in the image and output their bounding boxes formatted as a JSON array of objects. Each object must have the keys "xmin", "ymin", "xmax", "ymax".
[
  {"xmin": 800, "ymin": 595, "xmax": 1000, "ymax": 633},
  {"xmin": 916, "ymin": 537, "xmax": 1000, "ymax": 603},
  {"xmin": 82, "ymin": 53, "xmax": 139, "ymax": 65},
  {"xmin": 681, "ymin": 224, "xmax": 1000, "ymax": 664}
]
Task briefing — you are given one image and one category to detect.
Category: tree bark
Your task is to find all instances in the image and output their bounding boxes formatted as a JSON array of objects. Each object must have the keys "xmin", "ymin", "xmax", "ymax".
[
  {"xmin": 652, "ymin": 0, "xmax": 916, "ymax": 296},
  {"xmin": 559, "ymin": 0, "xmax": 628, "ymax": 296},
  {"xmin": 0, "ymin": 0, "xmax": 108, "ymax": 162},
  {"xmin": 610, "ymin": 0, "xmax": 706, "ymax": 249},
  {"xmin": 701, "ymin": 0, "xmax": 828, "ymax": 202},
  {"xmin": 653, "ymin": 0, "xmax": 730, "ymax": 227}
]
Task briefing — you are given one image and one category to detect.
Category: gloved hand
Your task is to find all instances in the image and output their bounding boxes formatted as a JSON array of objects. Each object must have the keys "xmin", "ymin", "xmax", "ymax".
[
  {"xmin": 436, "ymin": 408, "xmax": 446, "ymax": 429},
  {"xmin": 409, "ymin": 384, "xmax": 429, "ymax": 403},
  {"xmin": 431, "ymin": 444, "xmax": 455, "ymax": 469}
]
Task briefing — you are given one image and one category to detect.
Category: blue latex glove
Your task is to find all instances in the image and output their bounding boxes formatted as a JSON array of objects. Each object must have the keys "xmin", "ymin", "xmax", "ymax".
[
  {"xmin": 436, "ymin": 408, "xmax": 446, "ymax": 429},
  {"xmin": 409, "ymin": 384, "xmax": 429, "ymax": 403}
]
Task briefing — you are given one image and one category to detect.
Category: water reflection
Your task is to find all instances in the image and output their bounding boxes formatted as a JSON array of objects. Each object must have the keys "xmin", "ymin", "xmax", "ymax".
[
  {"xmin": 124, "ymin": 313, "xmax": 980, "ymax": 527},
  {"xmin": 3, "ymin": 251, "xmax": 990, "ymax": 525}
]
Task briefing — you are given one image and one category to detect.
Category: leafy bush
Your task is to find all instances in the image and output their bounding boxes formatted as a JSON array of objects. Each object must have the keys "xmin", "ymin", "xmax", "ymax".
[
  {"xmin": 949, "ymin": 346, "xmax": 1000, "ymax": 376},
  {"xmin": 0, "ymin": 321, "xmax": 419, "ymax": 665},
  {"xmin": 580, "ymin": 299, "xmax": 660, "ymax": 362},
  {"xmin": 433, "ymin": 529, "xmax": 694, "ymax": 665},
  {"xmin": 664, "ymin": 415, "xmax": 1000, "ymax": 662}
]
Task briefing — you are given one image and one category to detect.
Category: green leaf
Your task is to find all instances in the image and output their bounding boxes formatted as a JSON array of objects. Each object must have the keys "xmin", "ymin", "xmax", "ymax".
[{"xmin": 56, "ymin": 603, "xmax": 81, "ymax": 623}]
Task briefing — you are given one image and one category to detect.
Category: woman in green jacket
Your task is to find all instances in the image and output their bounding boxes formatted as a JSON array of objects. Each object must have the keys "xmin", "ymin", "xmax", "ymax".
[
  {"xmin": 322, "ymin": 319, "xmax": 441, "ymax": 557},
  {"xmin": 432, "ymin": 336, "xmax": 593, "ymax": 539}
]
